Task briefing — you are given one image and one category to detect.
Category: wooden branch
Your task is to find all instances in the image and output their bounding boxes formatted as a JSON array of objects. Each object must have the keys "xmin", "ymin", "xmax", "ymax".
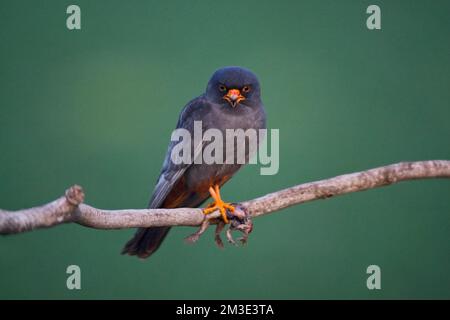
[{"xmin": 1, "ymin": 160, "xmax": 449, "ymax": 235}]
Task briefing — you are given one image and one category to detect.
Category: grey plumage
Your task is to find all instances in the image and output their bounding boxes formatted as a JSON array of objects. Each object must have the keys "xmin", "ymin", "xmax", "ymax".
[{"xmin": 122, "ymin": 66, "xmax": 266, "ymax": 258}]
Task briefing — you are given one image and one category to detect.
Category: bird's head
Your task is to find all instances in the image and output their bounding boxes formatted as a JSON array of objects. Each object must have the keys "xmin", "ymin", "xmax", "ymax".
[{"xmin": 205, "ymin": 66, "xmax": 261, "ymax": 108}]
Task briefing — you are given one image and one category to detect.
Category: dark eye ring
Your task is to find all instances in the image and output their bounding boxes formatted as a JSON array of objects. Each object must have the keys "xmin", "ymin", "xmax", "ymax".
[
  {"xmin": 242, "ymin": 86, "xmax": 251, "ymax": 93},
  {"xmin": 219, "ymin": 84, "xmax": 227, "ymax": 92}
]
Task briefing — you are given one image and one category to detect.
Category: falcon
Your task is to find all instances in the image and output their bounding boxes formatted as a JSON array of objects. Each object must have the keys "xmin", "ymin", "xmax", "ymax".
[{"xmin": 122, "ymin": 66, "xmax": 266, "ymax": 258}]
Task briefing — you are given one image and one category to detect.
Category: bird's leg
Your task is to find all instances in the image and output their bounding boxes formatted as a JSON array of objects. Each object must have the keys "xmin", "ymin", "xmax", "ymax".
[{"xmin": 202, "ymin": 184, "xmax": 235, "ymax": 223}]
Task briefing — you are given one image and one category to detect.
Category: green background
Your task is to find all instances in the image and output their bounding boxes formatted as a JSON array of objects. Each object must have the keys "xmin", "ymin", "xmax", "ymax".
[{"xmin": 1, "ymin": 0, "xmax": 449, "ymax": 299}]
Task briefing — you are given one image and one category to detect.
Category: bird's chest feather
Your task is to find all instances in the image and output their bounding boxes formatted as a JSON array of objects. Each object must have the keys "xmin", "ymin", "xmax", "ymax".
[{"xmin": 185, "ymin": 104, "xmax": 266, "ymax": 190}]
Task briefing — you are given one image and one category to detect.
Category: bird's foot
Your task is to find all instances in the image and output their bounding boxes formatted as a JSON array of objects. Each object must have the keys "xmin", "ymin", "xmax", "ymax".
[
  {"xmin": 185, "ymin": 204, "xmax": 253, "ymax": 248},
  {"xmin": 202, "ymin": 185, "xmax": 235, "ymax": 223},
  {"xmin": 203, "ymin": 201, "xmax": 235, "ymax": 224}
]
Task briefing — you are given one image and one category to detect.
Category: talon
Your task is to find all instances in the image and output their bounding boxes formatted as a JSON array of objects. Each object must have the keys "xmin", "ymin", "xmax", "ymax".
[
  {"xmin": 204, "ymin": 202, "xmax": 215, "ymax": 209},
  {"xmin": 202, "ymin": 184, "xmax": 235, "ymax": 224}
]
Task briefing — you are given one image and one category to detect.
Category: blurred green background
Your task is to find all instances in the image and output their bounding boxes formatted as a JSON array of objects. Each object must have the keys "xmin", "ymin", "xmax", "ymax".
[{"xmin": 0, "ymin": 0, "xmax": 449, "ymax": 299}]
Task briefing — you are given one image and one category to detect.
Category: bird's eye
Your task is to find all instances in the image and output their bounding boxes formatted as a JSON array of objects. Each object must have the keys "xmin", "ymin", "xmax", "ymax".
[
  {"xmin": 219, "ymin": 85, "xmax": 227, "ymax": 92},
  {"xmin": 242, "ymin": 86, "xmax": 251, "ymax": 93}
]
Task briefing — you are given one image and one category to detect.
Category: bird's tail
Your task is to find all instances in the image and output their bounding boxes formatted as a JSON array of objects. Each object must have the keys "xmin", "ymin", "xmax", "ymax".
[{"xmin": 121, "ymin": 227, "xmax": 171, "ymax": 258}]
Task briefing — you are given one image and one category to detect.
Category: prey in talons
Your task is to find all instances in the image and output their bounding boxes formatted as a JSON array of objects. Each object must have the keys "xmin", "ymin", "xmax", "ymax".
[{"xmin": 185, "ymin": 204, "xmax": 253, "ymax": 248}]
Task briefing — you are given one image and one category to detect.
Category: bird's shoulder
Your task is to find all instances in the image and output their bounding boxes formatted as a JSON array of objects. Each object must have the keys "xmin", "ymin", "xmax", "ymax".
[{"xmin": 176, "ymin": 94, "xmax": 213, "ymax": 129}]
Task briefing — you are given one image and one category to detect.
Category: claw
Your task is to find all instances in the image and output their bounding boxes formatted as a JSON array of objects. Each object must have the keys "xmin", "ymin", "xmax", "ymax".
[
  {"xmin": 187, "ymin": 202, "xmax": 253, "ymax": 249},
  {"xmin": 202, "ymin": 185, "xmax": 235, "ymax": 223}
]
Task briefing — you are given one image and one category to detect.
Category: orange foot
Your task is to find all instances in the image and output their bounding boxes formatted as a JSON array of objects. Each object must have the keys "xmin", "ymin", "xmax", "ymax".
[{"xmin": 203, "ymin": 185, "xmax": 235, "ymax": 223}]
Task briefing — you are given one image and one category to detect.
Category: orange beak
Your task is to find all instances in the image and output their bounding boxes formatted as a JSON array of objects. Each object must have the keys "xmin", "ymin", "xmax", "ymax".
[{"xmin": 223, "ymin": 89, "xmax": 245, "ymax": 108}]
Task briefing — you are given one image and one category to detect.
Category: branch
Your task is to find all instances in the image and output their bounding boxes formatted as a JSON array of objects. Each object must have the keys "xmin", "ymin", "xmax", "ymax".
[{"xmin": 1, "ymin": 160, "xmax": 449, "ymax": 236}]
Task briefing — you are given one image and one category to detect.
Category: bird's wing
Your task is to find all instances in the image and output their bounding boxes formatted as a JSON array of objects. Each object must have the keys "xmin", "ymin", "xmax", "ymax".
[{"xmin": 148, "ymin": 96, "xmax": 210, "ymax": 209}]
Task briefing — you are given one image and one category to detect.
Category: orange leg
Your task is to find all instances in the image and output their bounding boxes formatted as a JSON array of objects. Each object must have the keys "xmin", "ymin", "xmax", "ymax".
[{"xmin": 203, "ymin": 184, "xmax": 235, "ymax": 223}]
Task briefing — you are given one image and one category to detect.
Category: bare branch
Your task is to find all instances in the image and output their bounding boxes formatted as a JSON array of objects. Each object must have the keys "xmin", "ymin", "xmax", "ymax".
[{"xmin": 1, "ymin": 160, "xmax": 449, "ymax": 235}]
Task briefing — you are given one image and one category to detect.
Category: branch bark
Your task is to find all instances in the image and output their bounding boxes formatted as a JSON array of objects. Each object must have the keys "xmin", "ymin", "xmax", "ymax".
[{"xmin": 1, "ymin": 160, "xmax": 449, "ymax": 235}]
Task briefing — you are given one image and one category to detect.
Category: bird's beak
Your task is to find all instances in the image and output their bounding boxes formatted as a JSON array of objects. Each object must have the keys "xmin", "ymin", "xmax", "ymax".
[{"xmin": 223, "ymin": 89, "xmax": 245, "ymax": 108}]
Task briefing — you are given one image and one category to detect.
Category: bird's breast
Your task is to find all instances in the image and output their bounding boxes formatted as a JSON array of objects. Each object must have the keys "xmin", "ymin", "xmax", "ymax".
[{"xmin": 183, "ymin": 104, "xmax": 265, "ymax": 192}]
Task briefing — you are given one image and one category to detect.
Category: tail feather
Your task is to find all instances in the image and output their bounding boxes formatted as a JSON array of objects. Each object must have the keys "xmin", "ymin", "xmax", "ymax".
[{"xmin": 122, "ymin": 227, "xmax": 171, "ymax": 258}]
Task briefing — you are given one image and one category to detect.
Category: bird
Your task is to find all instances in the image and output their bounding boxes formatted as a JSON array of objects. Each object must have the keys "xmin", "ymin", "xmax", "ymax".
[{"xmin": 122, "ymin": 66, "xmax": 266, "ymax": 258}]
